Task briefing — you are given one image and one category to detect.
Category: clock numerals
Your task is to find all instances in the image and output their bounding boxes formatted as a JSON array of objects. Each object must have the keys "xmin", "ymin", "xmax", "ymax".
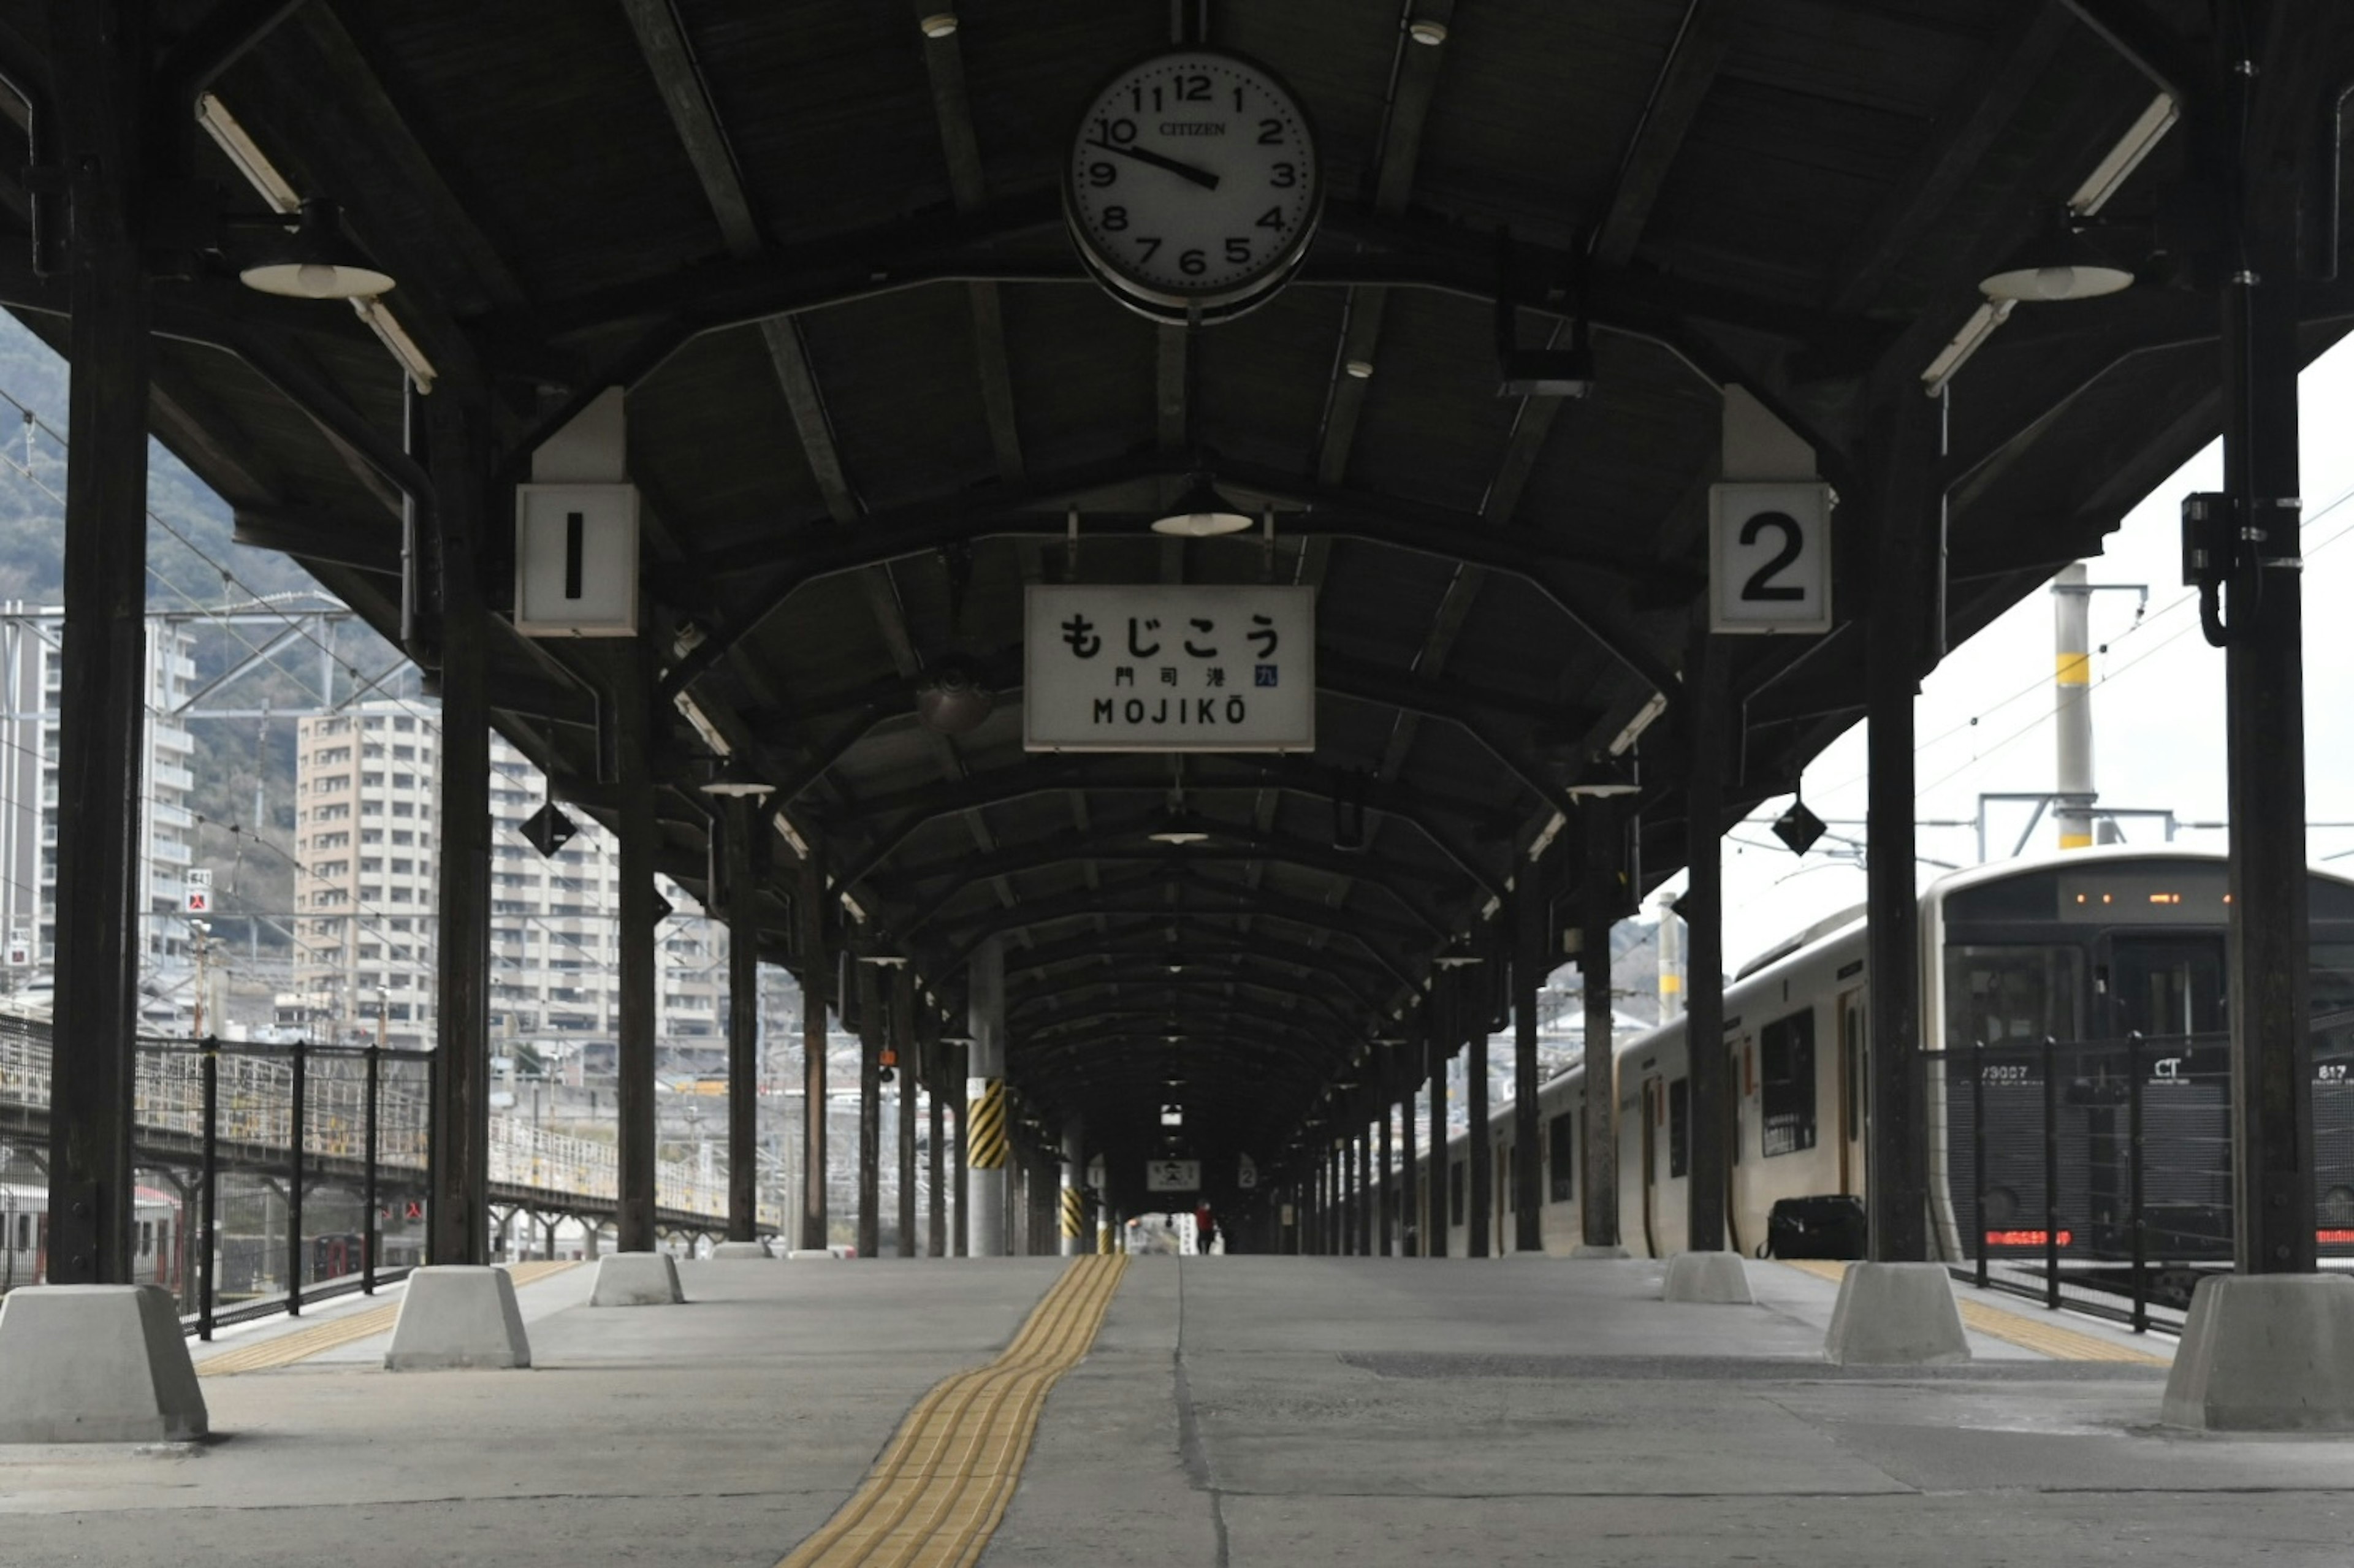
[
  {"xmin": 1257, "ymin": 119, "xmax": 1285, "ymax": 145},
  {"xmin": 1096, "ymin": 117, "xmax": 1138, "ymax": 146},
  {"xmin": 1225, "ymin": 238, "xmax": 1251, "ymax": 265},
  {"xmin": 1255, "ymin": 207, "xmax": 1286, "ymax": 230},
  {"xmin": 1270, "ymin": 162, "xmax": 1297, "ymax": 189},
  {"xmin": 1102, "ymin": 205, "xmax": 1130, "ymax": 232},
  {"xmin": 1176, "ymin": 73, "xmax": 1212, "ymax": 102},
  {"xmin": 1137, "ymin": 237, "xmax": 1164, "ymax": 262},
  {"xmin": 1087, "ymin": 161, "xmax": 1118, "ymax": 189},
  {"xmin": 1179, "ymin": 248, "xmax": 1208, "ymax": 277}
]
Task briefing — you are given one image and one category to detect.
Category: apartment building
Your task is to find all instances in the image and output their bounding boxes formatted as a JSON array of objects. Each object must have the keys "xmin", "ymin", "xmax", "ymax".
[
  {"xmin": 292, "ymin": 699, "xmax": 725, "ymax": 1057},
  {"xmin": 0, "ymin": 607, "xmax": 199, "ymax": 1008}
]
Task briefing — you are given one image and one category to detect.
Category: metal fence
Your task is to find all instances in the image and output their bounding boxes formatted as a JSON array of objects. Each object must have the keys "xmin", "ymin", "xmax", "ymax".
[
  {"xmin": 0, "ymin": 1020, "xmax": 763, "ymax": 1335},
  {"xmin": 1941, "ymin": 1030, "xmax": 2354, "ymax": 1331}
]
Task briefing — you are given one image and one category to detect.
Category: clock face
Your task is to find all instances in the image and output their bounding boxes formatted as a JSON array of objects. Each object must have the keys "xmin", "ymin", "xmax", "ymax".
[{"xmin": 1065, "ymin": 49, "xmax": 1320, "ymax": 317}]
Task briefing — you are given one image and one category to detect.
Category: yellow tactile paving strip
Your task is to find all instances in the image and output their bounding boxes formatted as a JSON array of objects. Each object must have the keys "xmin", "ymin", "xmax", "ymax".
[
  {"xmin": 196, "ymin": 1259, "xmax": 582, "ymax": 1377},
  {"xmin": 1781, "ymin": 1259, "xmax": 2169, "ymax": 1365},
  {"xmin": 775, "ymin": 1255, "xmax": 1129, "ymax": 1568}
]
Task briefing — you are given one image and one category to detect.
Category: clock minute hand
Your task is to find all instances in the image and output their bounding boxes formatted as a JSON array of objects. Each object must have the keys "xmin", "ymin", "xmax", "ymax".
[{"xmin": 1089, "ymin": 140, "xmax": 1221, "ymax": 192}]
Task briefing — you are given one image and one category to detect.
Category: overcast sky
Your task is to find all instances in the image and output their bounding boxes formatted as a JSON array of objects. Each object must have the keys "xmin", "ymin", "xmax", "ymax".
[{"xmin": 1677, "ymin": 330, "xmax": 2354, "ymax": 973}]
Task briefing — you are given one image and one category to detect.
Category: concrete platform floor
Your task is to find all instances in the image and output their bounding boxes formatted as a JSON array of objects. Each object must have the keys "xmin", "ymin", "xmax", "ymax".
[{"xmin": 3, "ymin": 1255, "xmax": 2351, "ymax": 1566}]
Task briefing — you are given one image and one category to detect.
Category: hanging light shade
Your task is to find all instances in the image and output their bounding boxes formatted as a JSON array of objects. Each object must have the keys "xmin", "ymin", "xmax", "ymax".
[
  {"xmin": 238, "ymin": 199, "xmax": 397, "ymax": 299},
  {"xmin": 915, "ymin": 659, "xmax": 994, "ymax": 734},
  {"xmin": 1150, "ymin": 473, "xmax": 1253, "ymax": 538},
  {"xmin": 699, "ymin": 757, "xmax": 777, "ymax": 799},
  {"xmin": 1979, "ymin": 215, "xmax": 2133, "ymax": 303},
  {"xmin": 1433, "ymin": 936, "xmax": 1484, "ymax": 969},
  {"xmin": 1147, "ymin": 808, "xmax": 1212, "ymax": 846}
]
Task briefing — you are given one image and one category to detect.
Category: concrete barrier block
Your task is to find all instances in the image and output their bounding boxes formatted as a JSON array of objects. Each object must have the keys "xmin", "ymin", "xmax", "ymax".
[
  {"xmin": 2163, "ymin": 1273, "xmax": 2354, "ymax": 1430},
  {"xmin": 783, "ymin": 1247, "xmax": 841, "ymax": 1260},
  {"xmin": 1823, "ymin": 1262, "xmax": 1970, "ymax": 1366},
  {"xmin": 1570, "ymin": 1243, "xmax": 1632, "ymax": 1260},
  {"xmin": 384, "ymin": 1265, "xmax": 531, "ymax": 1370},
  {"xmin": 709, "ymin": 1240, "xmax": 772, "ymax": 1260},
  {"xmin": 589, "ymin": 1251, "xmax": 686, "ymax": 1306},
  {"xmin": 1662, "ymin": 1250, "xmax": 1754, "ymax": 1304},
  {"xmin": 0, "ymin": 1285, "xmax": 207, "ymax": 1442}
]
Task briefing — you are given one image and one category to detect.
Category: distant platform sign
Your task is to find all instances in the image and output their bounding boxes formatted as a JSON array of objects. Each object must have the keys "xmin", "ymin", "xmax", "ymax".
[
  {"xmin": 1026, "ymin": 585, "xmax": 1315, "ymax": 752},
  {"xmin": 1146, "ymin": 1159, "xmax": 1203, "ymax": 1192},
  {"xmin": 1710, "ymin": 482, "xmax": 1833, "ymax": 635}
]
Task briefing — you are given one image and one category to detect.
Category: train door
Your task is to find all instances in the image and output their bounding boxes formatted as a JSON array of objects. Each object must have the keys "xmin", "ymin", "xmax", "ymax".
[
  {"xmin": 2102, "ymin": 936, "xmax": 2227, "ymax": 1038},
  {"xmin": 1837, "ymin": 987, "xmax": 1866, "ymax": 1194},
  {"xmin": 2101, "ymin": 934, "xmax": 2230, "ymax": 1257}
]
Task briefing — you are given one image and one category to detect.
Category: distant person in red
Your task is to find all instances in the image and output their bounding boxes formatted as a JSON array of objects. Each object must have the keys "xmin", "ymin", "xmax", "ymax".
[{"xmin": 1194, "ymin": 1202, "xmax": 1216, "ymax": 1254}]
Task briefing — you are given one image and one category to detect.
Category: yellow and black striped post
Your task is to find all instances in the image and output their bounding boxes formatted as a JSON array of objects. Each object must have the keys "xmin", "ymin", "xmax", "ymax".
[
  {"xmin": 1060, "ymin": 1184, "xmax": 1084, "ymax": 1241},
  {"xmin": 968, "ymin": 1079, "xmax": 1008, "ymax": 1170}
]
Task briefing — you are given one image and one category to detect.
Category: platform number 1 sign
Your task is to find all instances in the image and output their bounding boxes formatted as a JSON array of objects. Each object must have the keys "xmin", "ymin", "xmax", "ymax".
[{"xmin": 1709, "ymin": 482, "xmax": 1832, "ymax": 635}]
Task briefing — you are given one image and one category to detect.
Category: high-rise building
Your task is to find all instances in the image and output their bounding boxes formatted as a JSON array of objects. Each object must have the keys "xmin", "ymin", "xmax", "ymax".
[
  {"xmin": 0, "ymin": 606, "xmax": 199, "ymax": 1016},
  {"xmin": 292, "ymin": 699, "xmax": 725, "ymax": 1059}
]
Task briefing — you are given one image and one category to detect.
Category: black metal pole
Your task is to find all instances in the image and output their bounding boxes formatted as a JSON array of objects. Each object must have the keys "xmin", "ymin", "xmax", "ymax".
[
  {"xmin": 1426, "ymin": 1003, "xmax": 1450, "ymax": 1258},
  {"xmin": 2043, "ymin": 1033, "xmax": 2061, "ymax": 1311},
  {"xmin": 798, "ymin": 840, "xmax": 830, "ymax": 1252},
  {"xmin": 2127, "ymin": 1032, "xmax": 2147, "ymax": 1333},
  {"xmin": 1865, "ymin": 399, "xmax": 1940, "ymax": 1262},
  {"xmin": 1972, "ymin": 1038, "xmax": 1987, "ymax": 1292},
  {"xmin": 615, "ymin": 641, "xmax": 658, "ymax": 1253},
  {"xmin": 1468, "ymin": 974, "xmax": 1491, "ymax": 1258},
  {"xmin": 199, "ymin": 1043, "xmax": 218, "ymax": 1341},
  {"xmin": 1684, "ymin": 635, "xmax": 1729, "ymax": 1255},
  {"xmin": 894, "ymin": 967, "xmax": 918, "ymax": 1257},
  {"xmin": 1400, "ymin": 1069, "xmax": 1419, "ymax": 1257},
  {"xmin": 928, "ymin": 1067, "xmax": 947, "ymax": 1257},
  {"xmin": 2216, "ymin": 20, "xmax": 2317, "ymax": 1274},
  {"xmin": 363, "ymin": 1043, "xmax": 379, "ymax": 1294},
  {"xmin": 1377, "ymin": 1086, "xmax": 1395, "ymax": 1257},
  {"xmin": 1514, "ymin": 878, "xmax": 1546, "ymax": 1252},
  {"xmin": 724, "ymin": 796, "xmax": 760, "ymax": 1244},
  {"xmin": 855, "ymin": 961, "xmax": 881, "ymax": 1260},
  {"xmin": 1582, "ymin": 805, "xmax": 1620, "ymax": 1249},
  {"xmin": 43, "ymin": 0, "xmax": 153, "ymax": 1287},
  {"xmin": 288, "ymin": 1041, "xmax": 306, "ymax": 1316},
  {"xmin": 423, "ymin": 381, "xmax": 493, "ymax": 1267}
]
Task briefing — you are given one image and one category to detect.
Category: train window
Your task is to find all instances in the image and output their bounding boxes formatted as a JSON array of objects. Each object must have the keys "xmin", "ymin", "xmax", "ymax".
[
  {"xmin": 1944, "ymin": 945, "xmax": 2083, "ymax": 1048},
  {"xmin": 2109, "ymin": 937, "xmax": 2225, "ymax": 1037},
  {"xmin": 1668, "ymin": 1077, "xmax": 1690, "ymax": 1178},
  {"xmin": 1760, "ymin": 1010, "xmax": 1816, "ymax": 1157},
  {"xmin": 1548, "ymin": 1113, "xmax": 1574, "ymax": 1202},
  {"xmin": 138, "ymin": 1220, "xmax": 151, "ymax": 1255},
  {"xmin": 1450, "ymin": 1161, "xmax": 1466, "ymax": 1225}
]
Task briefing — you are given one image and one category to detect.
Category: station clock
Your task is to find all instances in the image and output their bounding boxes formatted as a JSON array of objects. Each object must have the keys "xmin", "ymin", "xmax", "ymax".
[{"xmin": 1064, "ymin": 49, "xmax": 1321, "ymax": 324}]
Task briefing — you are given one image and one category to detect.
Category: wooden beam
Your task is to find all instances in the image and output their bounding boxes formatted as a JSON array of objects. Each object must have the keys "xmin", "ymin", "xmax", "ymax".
[
  {"xmin": 617, "ymin": 0, "xmax": 762, "ymax": 258},
  {"xmin": 1593, "ymin": 0, "xmax": 1737, "ymax": 268}
]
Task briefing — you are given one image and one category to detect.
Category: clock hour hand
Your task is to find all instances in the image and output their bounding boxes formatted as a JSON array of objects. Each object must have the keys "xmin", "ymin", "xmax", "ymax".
[{"xmin": 1088, "ymin": 140, "xmax": 1221, "ymax": 192}]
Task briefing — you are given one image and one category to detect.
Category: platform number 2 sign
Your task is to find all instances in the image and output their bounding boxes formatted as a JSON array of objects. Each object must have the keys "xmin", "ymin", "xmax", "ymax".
[{"xmin": 1710, "ymin": 482, "xmax": 1833, "ymax": 635}]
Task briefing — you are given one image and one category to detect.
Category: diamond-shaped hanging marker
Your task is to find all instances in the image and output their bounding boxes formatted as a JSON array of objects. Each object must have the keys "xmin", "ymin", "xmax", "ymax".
[
  {"xmin": 520, "ymin": 802, "xmax": 577, "ymax": 858},
  {"xmin": 1772, "ymin": 801, "xmax": 1827, "ymax": 856}
]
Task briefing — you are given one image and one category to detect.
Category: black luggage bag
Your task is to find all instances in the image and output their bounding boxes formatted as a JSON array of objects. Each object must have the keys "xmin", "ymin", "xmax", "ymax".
[{"xmin": 1763, "ymin": 1194, "xmax": 1867, "ymax": 1260}]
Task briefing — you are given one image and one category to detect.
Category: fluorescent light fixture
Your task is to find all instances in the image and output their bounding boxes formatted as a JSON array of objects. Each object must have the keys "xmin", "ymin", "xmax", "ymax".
[
  {"xmin": 1920, "ymin": 299, "xmax": 2016, "ymax": 397},
  {"xmin": 1608, "ymin": 691, "xmax": 1667, "ymax": 757},
  {"xmin": 2070, "ymin": 93, "xmax": 2177, "ymax": 217}
]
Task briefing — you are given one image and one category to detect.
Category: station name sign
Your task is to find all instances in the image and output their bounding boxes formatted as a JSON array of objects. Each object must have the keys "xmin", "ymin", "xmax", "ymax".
[{"xmin": 1024, "ymin": 584, "xmax": 1316, "ymax": 752}]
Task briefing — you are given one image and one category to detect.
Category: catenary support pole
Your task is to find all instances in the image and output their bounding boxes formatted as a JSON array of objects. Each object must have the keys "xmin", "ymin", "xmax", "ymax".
[
  {"xmin": 1684, "ymin": 636, "xmax": 1729, "ymax": 1254},
  {"xmin": 723, "ymin": 797, "xmax": 760, "ymax": 1243},
  {"xmin": 1514, "ymin": 876, "xmax": 1547, "ymax": 1252},
  {"xmin": 2052, "ymin": 563, "xmax": 2097, "ymax": 850},
  {"xmin": 614, "ymin": 642, "xmax": 659, "ymax": 1253},
  {"xmin": 44, "ymin": 0, "xmax": 151, "ymax": 1285}
]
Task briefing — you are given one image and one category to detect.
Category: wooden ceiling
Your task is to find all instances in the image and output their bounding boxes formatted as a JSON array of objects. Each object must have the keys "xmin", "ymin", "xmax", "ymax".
[{"xmin": 3, "ymin": 0, "xmax": 2352, "ymax": 1192}]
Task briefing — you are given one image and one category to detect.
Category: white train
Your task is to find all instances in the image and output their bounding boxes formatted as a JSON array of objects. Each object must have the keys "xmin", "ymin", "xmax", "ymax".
[
  {"xmin": 1426, "ymin": 847, "xmax": 2354, "ymax": 1277},
  {"xmin": 0, "ymin": 1181, "xmax": 183, "ymax": 1292}
]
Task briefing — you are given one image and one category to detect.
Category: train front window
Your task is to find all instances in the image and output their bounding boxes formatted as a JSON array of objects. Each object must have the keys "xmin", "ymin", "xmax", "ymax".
[
  {"xmin": 1945, "ymin": 945, "xmax": 2084, "ymax": 1048},
  {"xmin": 2108, "ymin": 937, "xmax": 2226, "ymax": 1038}
]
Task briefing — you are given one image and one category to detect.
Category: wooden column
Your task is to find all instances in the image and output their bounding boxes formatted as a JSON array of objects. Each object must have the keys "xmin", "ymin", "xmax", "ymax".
[
  {"xmin": 797, "ymin": 840, "xmax": 830, "ymax": 1252},
  {"xmin": 894, "ymin": 966, "xmax": 918, "ymax": 1257},
  {"xmin": 614, "ymin": 642, "xmax": 659, "ymax": 1253},
  {"xmin": 44, "ymin": 0, "xmax": 152, "ymax": 1284},
  {"xmin": 1580, "ymin": 806, "xmax": 1621, "ymax": 1249},
  {"xmin": 1513, "ymin": 873, "xmax": 1547, "ymax": 1253},
  {"xmin": 723, "ymin": 797, "xmax": 760, "ymax": 1244},
  {"xmin": 1683, "ymin": 637, "xmax": 1729, "ymax": 1254},
  {"xmin": 855, "ymin": 958, "xmax": 882, "ymax": 1261}
]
